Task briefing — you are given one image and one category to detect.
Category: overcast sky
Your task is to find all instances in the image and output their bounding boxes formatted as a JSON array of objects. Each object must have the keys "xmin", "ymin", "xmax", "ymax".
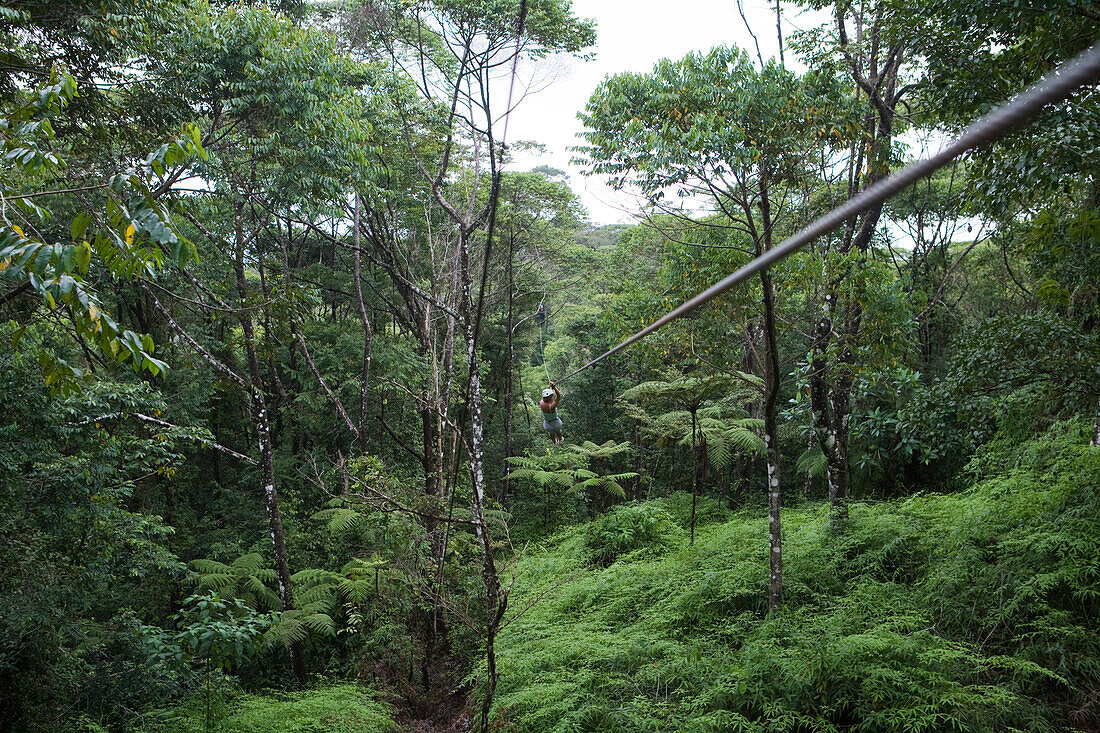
[{"xmin": 504, "ymin": 0, "xmax": 829, "ymax": 225}]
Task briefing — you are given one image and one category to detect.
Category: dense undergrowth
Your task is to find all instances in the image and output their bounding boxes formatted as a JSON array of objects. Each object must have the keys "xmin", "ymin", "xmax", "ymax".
[
  {"xmin": 492, "ymin": 421, "xmax": 1100, "ymax": 732},
  {"xmin": 135, "ymin": 683, "xmax": 395, "ymax": 733}
]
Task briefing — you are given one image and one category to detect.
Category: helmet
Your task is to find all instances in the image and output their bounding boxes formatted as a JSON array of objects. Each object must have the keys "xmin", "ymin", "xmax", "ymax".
[{"xmin": 541, "ymin": 388, "xmax": 555, "ymax": 399}]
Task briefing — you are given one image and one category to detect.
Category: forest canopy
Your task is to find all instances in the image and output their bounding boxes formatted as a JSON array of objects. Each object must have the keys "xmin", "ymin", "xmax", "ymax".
[{"xmin": 1, "ymin": 0, "xmax": 1098, "ymax": 731}]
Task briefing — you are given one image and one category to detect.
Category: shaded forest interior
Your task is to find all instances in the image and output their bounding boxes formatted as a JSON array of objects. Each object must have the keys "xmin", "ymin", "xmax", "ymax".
[{"xmin": 2, "ymin": 1, "xmax": 1099, "ymax": 731}]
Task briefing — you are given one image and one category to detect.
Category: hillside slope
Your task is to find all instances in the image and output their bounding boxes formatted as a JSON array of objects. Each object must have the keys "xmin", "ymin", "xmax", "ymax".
[{"xmin": 493, "ymin": 422, "xmax": 1100, "ymax": 732}]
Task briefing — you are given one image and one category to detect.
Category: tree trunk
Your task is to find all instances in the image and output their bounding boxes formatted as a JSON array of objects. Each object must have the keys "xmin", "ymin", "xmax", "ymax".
[
  {"xmin": 810, "ymin": 276, "xmax": 847, "ymax": 527},
  {"xmin": 1093, "ymin": 394, "xmax": 1100, "ymax": 447},
  {"xmin": 814, "ymin": 10, "xmax": 904, "ymax": 527},
  {"xmin": 232, "ymin": 205, "xmax": 305, "ymax": 683},
  {"xmin": 352, "ymin": 195, "xmax": 373, "ymax": 455},
  {"xmin": 760, "ymin": 267, "xmax": 783, "ymax": 611},
  {"xmin": 758, "ymin": 170, "xmax": 783, "ymax": 610},
  {"xmin": 503, "ymin": 234, "xmax": 515, "ymax": 505},
  {"xmin": 803, "ymin": 432, "xmax": 815, "ymax": 499},
  {"xmin": 827, "ymin": 299, "xmax": 862, "ymax": 527},
  {"xmin": 458, "ymin": 230, "xmax": 505, "ymax": 732},
  {"xmin": 774, "ymin": 0, "xmax": 784, "ymax": 68},
  {"xmin": 689, "ymin": 406, "xmax": 698, "ymax": 546}
]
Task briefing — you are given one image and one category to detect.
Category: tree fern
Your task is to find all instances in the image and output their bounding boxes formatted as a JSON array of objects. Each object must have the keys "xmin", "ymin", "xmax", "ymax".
[
  {"xmin": 508, "ymin": 444, "xmax": 639, "ymax": 500},
  {"xmin": 313, "ymin": 505, "xmax": 368, "ymax": 535},
  {"xmin": 797, "ymin": 444, "xmax": 827, "ymax": 477},
  {"xmin": 190, "ymin": 553, "xmax": 281, "ymax": 610}
]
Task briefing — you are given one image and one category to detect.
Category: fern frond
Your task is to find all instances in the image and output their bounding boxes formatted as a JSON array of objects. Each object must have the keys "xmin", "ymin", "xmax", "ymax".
[
  {"xmin": 508, "ymin": 468, "xmax": 573, "ymax": 490},
  {"xmin": 341, "ymin": 557, "xmax": 385, "ymax": 576},
  {"xmin": 291, "ymin": 568, "xmax": 341, "ymax": 587},
  {"xmin": 796, "ymin": 445, "xmax": 827, "ymax": 477},
  {"xmin": 728, "ymin": 427, "xmax": 765, "ymax": 455},
  {"xmin": 505, "ymin": 455, "xmax": 545, "ymax": 470},
  {"xmin": 230, "ymin": 553, "xmax": 268, "ymax": 573},
  {"xmin": 570, "ymin": 477, "xmax": 628, "ymax": 499},
  {"xmin": 313, "ymin": 507, "xmax": 366, "ymax": 535},
  {"xmin": 339, "ymin": 577, "xmax": 374, "ymax": 605},
  {"xmin": 243, "ymin": 576, "xmax": 280, "ymax": 608},
  {"xmin": 708, "ymin": 436, "xmax": 733, "ymax": 471},
  {"xmin": 189, "ymin": 558, "xmax": 231, "ymax": 575},
  {"xmin": 193, "ymin": 573, "xmax": 235, "ymax": 591}
]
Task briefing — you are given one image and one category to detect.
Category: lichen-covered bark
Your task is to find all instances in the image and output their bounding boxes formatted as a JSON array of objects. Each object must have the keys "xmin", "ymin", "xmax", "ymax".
[
  {"xmin": 458, "ymin": 231, "xmax": 505, "ymax": 732},
  {"xmin": 352, "ymin": 195, "xmax": 373, "ymax": 455},
  {"xmin": 760, "ymin": 265, "xmax": 783, "ymax": 611},
  {"xmin": 233, "ymin": 205, "xmax": 304, "ymax": 682},
  {"xmin": 1093, "ymin": 394, "xmax": 1100, "ymax": 447}
]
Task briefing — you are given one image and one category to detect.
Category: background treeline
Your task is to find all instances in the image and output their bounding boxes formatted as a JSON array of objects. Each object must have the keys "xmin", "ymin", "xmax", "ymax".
[{"xmin": 1, "ymin": 0, "xmax": 1098, "ymax": 731}]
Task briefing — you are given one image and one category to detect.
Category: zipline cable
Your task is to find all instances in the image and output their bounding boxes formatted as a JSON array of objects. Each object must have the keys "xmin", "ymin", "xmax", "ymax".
[
  {"xmin": 539, "ymin": 321, "xmax": 551, "ymax": 383},
  {"xmin": 554, "ymin": 41, "xmax": 1100, "ymax": 385}
]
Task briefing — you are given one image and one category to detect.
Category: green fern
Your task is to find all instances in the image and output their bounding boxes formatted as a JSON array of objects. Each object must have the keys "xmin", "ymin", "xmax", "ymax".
[
  {"xmin": 508, "ymin": 445, "xmax": 639, "ymax": 500},
  {"xmin": 313, "ymin": 506, "xmax": 368, "ymax": 534},
  {"xmin": 190, "ymin": 553, "xmax": 280, "ymax": 610}
]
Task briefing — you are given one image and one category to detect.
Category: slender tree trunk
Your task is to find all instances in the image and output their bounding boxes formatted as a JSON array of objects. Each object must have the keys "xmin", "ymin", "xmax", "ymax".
[
  {"xmin": 503, "ymin": 234, "xmax": 515, "ymax": 505},
  {"xmin": 814, "ymin": 10, "xmax": 904, "ymax": 528},
  {"xmin": 690, "ymin": 406, "xmax": 698, "ymax": 546},
  {"xmin": 1093, "ymin": 395, "xmax": 1100, "ymax": 447},
  {"xmin": 803, "ymin": 432, "xmax": 815, "ymax": 499},
  {"xmin": 810, "ymin": 291, "xmax": 844, "ymax": 522},
  {"xmin": 232, "ymin": 205, "xmax": 305, "ymax": 683},
  {"xmin": 424, "ymin": 271, "xmax": 459, "ymax": 692},
  {"xmin": 633, "ymin": 423, "xmax": 643, "ymax": 500},
  {"xmin": 758, "ymin": 171, "xmax": 783, "ymax": 610},
  {"xmin": 827, "ymin": 299, "xmax": 862, "ymax": 526},
  {"xmin": 352, "ymin": 195, "xmax": 373, "ymax": 455},
  {"xmin": 761, "ymin": 267, "xmax": 783, "ymax": 611},
  {"xmin": 774, "ymin": 0, "xmax": 784, "ymax": 68},
  {"xmin": 457, "ymin": 230, "xmax": 505, "ymax": 732}
]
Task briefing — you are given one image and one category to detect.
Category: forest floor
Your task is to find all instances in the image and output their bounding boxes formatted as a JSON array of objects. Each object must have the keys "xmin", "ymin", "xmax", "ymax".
[
  {"xmin": 488, "ymin": 425, "xmax": 1100, "ymax": 731},
  {"xmin": 389, "ymin": 654, "xmax": 472, "ymax": 732}
]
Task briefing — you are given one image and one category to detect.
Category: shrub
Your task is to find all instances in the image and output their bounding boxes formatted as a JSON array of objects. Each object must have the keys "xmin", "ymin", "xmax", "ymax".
[
  {"xmin": 494, "ymin": 421, "xmax": 1100, "ymax": 732},
  {"xmin": 583, "ymin": 503, "xmax": 682, "ymax": 565},
  {"xmin": 137, "ymin": 683, "xmax": 395, "ymax": 733}
]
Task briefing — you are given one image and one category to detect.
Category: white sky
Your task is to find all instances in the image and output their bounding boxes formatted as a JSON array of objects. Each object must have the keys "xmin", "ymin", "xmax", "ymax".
[{"xmin": 505, "ymin": 0, "xmax": 829, "ymax": 224}]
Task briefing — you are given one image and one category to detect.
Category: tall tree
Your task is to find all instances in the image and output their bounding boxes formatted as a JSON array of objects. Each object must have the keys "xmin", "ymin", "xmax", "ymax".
[
  {"xmin": 580, "ymin": 47, "xmax": 848, "ymax": 608},
  {"xmin": 140, "ymin": 2, "xmax": 373, "ymax": 681},
  {"xmin": 345, "ymin": 1, "xmax": 595, "ymax": 724},
  {"xmin": 794, "ymin": 1, "xmax": 912, "ymax": 525}
]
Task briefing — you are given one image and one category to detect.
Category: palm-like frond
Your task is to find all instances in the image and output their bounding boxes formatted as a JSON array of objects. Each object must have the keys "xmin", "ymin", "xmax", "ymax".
[
  {"xmin": 189, "ymin": 558, "xmax": 232, "ymax": 575},
  {"xmin": 291, "ymin": 568, "xmax": 342, "ymax": 607},
  {"xmin": 505, "ymin": 455, "xmax": 549, "ymax": 471},
  {"xmin": 797, "ymin": 445, "xmax": 827, "ymax": 477},
  {"xmin": 507, "ymin": 468, "xmax": 574, "ymax": 490},
  {"xmin": 268, "ymin": 610, "xmax": 337, "ymax": 648},
  {"xmin": 337, "ymin": 557, "xmax": 385, "ymax": 606},
  {"xmin": 190, "ymin": 553, "xmax": 281, "ymax": 610},
  {"xmin": 620, "ymin": 369, "xmax": 751, "ymax": 410},
  {"xmin": 728, "ymin": 424, "xmax": 765, "ymax": 455},
  {"xmin": 312, "ymin": 507, "xmax": 367, "ymax": 535},
  {"xmin": 569, "ymin": 471, "xmax": 638, "ymax": 499},
  {"xmin": 569, "ymin": 439, "xmax": 634, "ymax": 460}
]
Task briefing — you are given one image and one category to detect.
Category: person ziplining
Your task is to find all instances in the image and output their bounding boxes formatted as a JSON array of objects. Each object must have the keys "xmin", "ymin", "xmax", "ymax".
[
  {"xmin": 539, "ymin": 381, "xmax": 564, "ymax": 444},
  {"xmin": 519, "ymin": 44, "xmax": 1099, "ymax": 447},
  {"xmin": 540, "ymin": 44, "xmax": 1100, "ymax": 392}
]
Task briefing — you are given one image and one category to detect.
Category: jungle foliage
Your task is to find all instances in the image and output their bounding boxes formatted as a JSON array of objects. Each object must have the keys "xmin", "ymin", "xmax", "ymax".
[{"xmin": 1, "ymin": 0, "xmax": 1098, "ymax": 730}]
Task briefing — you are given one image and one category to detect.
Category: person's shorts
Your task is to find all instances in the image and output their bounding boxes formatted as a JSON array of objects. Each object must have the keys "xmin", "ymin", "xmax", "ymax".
[{"xmin": 543, "ymin": 417, "xmax": 563, "ymax": 433}]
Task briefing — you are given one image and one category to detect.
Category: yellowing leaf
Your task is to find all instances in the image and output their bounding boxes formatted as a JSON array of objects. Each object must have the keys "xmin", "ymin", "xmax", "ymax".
[{"xmin": 125, "ymin": 225, "xmax": 135, "ymax": 246}]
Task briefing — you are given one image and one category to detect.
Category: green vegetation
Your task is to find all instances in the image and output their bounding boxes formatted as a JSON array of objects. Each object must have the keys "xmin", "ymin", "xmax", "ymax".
[
  {"xmin": 1, "ymin": 0, "xmax": 1097, "ymax": 730},
  {"xmin": 495, "ymin": 421, "xmax": 1100, "ymax": 731},
  {"xmin": 139, "ymin": 684, "xmax": 395, "ymax": 733}
]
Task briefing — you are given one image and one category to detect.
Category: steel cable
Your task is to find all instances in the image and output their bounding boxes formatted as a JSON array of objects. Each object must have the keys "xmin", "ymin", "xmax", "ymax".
[{"xmin": 554, "ymin": 41, "xmax": 1100, "ymax": 384}]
